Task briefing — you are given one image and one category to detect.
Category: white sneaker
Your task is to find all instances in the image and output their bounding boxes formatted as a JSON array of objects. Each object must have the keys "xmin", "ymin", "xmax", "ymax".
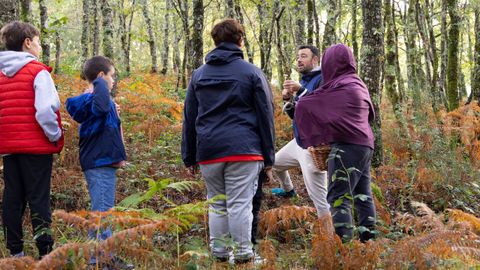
[
  {"xmin": 253, "ymin": 252, "xmax": 266, "ymax": 266},
  {"xmin": 229, "ymin": 251, "xmax": 266, "ymax": 266}
]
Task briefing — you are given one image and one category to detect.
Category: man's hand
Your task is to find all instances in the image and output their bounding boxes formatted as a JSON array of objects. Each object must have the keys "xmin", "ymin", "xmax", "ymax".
[
  {"xmin": 283, "ymin": 80, "xmax": 302, "ymax": 95},
  {"xmin": 264, "ymin": 167, "xmax": 274, "ymax": 183},
  {"xmin": 282, "ymin": 88, "xmax": 293, "ymax": 100}
]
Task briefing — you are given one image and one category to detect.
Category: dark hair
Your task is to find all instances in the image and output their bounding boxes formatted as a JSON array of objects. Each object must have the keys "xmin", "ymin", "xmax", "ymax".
[
  {"xmin": 211, "ymin": 19, "xmax": 245, "ymax": 46},
  {"xmin": 298, "ymin": 45, "xmax": 320, "ymax": 58},
  {"xmin": 81, "ymin": 56, "xmax": 114, "ymax": 82},
  {"xmin": 0, "ymin": 21, "xmax": 40, "ymax": 51}
]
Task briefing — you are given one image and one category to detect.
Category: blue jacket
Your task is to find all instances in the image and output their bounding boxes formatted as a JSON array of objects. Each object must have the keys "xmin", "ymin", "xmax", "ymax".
[
  {"xmin": 181, "ymin": 42, "xmax": 275, "ymax": 167},
  {"xmin": 65, "ymin": 78, "xmax": 126, "ymax": 171}
]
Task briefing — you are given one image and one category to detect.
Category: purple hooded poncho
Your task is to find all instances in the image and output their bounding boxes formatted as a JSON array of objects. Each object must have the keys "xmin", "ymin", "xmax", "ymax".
[{"xmin": 294, "ymin": 44, "xmax": 375, "ymax": 149}]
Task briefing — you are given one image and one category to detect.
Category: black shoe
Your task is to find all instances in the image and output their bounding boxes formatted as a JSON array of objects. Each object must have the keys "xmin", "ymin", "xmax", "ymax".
[
  {"xmin": 234, "ymin": 254, "xmax": 254, "ymax": 265},
  {"xmin": 213, "ymin": 256, "xmax": 229, "ymax": 263}
]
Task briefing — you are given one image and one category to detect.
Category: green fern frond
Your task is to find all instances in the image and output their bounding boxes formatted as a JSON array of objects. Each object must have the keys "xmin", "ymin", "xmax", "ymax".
[
  {"xmin": 118, "ymin": 193, "xmax": 144, "ymax": 208},
  {"xmin": 118, "ymin": 178, "xmax": 172, "ymax": 208},
  {"xmin": 166, "ymin": 194, "xmax": 226, "ymax": 230},
  {"xmin": 119, "ymin": 179, "xmax": 203, "ymax": 208},
  {"xmin": 167, "ymin": 180, "xmax": 203, "ymax": 193}
]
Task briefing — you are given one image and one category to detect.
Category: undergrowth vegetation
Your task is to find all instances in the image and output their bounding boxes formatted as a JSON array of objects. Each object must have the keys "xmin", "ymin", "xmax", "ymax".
[{"xmin": 0, "ymin": 73, "xmax": 479, "ymax": 269}]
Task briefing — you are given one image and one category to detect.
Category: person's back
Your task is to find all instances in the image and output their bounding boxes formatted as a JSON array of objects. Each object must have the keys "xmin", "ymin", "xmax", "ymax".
[
  {"xmin": 185, "ymin": 42, "xmax": 273, "ymax": 164},
  {"xmin": 0, "ymin": 21, "xmax": 63, "ymax": 258},
  {"xmin": 182, "ymin": 19, "xmax": 275, "ymax": 265},
  {"xmin": 0, "ymin": 35, "xmax": 63, "ymax": 154},
  {"xmin": 295, "ymin": 43, "xmax": 376, "ymax": 242}
]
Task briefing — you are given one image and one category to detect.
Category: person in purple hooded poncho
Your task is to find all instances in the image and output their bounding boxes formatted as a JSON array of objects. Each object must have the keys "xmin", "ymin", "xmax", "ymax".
[{"xmin": 294, "ymin": 43, "xmax": 376, "ymax": 242}]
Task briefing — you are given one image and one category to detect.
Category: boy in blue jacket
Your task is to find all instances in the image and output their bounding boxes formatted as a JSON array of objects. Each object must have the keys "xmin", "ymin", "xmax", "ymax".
[{"xmin": 66, "ymin": 56, "xmax": 131, "ymax": 269}]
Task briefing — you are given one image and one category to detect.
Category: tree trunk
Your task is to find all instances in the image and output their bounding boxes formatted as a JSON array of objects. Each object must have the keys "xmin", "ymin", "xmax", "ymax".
[
  {"xmin": 172, "ymin": 17, "xmax": 181, "ymax": 74},
  {"xmin": 275, "ymin": 2, "xmax": 288, "ymax": 88},
  {"xmin": 81, "ymin": 0, "xmax": 90, "ymax": 63},
  {"xmin": 458, "ymin": 65, "xmax": 466, "ymax": 100},
  {"xmin": 101, "ymin": 0, "xmax": 114, "ymax": 59},
  {"xmin": 225, "ymin": 0, "xmax": 235, "ymax": 18},
  {"xmin": 235, "ymin": 3, "xmax": 253, "ymax": 63},
  {"xmin": 252, "ymin": 2, "xmax": 277, "ymax": 79},
  {"xmin": 391, "ymin": 1, "xmax": 405, "ymax": 102},
  {"xmin": 384, "ymin": 0, "xmax": 411, "ymax": 142},
  {"xmin": 257, "ymin": 3, "xmax": 270, "ymax": 75},
  {"xmin": 415, "ymin": 0, "xmax": 443, "ymax": 112},
  {"xmin": 119, "ymin": 0, "xmax": 127, "ymax": 73},
  {"xmin": 459, "ymin": 3, "xmax": 468, "ymax": 101},
  {"xmin": 141, "ymin": 0, "xmax": 158, "ymax": 73},
  {"xmin": 351, "ymin": 0, "xmax": 358, "ymax": 59},
  {"xmin": 307, "ymin": 0, "xmax": 314, "ymax": 44},
  {"xmin": 471, "ymin": 7, "xmax": 480, "ymax": 104},
  {"xmin": 0, "ymin": 0, "xmax": 18, "ymax": 31},
  {"xmin": 126, "ymin": 2, "xmax": 135, "ymax": 72},
  {"xmin": 360, "ymin": 0, "xmax": 384, "ymax": 167},
  {"xmin": 172, "ymin": 0, "xmax": 189, "ymax": 88},
  {"xmin": 467, "ymin": 5, "xmax": 474, "ymax": 104},
  {"xmin": 446, "ymin": 0, "xmax": 460, "ymax": 111},
  {"xmin": 384, "ymin": 0, "xmax": 399, "ymax": 109},
  {"xmin": 313, "ymin": 0, "xmax": 321, "ymax": 49},
  {"xmin": 119, "ymin": 0, "xmax": 135, "ymax": 75},
  {"xmin": 191, "ymin": 0, "xmax": 204, "ymax": 69},
  {"xmin": 161, "ymin": 0, "xmax": 171, "ymax": 74},
  {"xmin": 54, "ymin": 31, "xmax": 61, "ymax": 74},
  {"xmin": 20, "ymin": 0, "xmax": 32, "ymax": 22},
  {"xmin": 92, "ymin": 0, "xmax": 100, "ymax": 56},
  {"xmin": 39, "ymin": 0, "xmax": 50, "ymax": 64},
  {"xmin": 440, "ymin": 0, "xmax": 448, "ymax": 108},
  {"xmin": 323, "ymin": 0, "xmax": 338, "ymax": 50},
  {"xmin": 294, "ymin": 0, "xmax": 305, "ymax": 45},
  {"xmin": 174, "ymin": 18, "xmax": 182, "ymax": 91},
  {"xmin": 180, "ymin": 0, "xmax": 189, "ymax": 88},
  {"xmin": 404, "ymin": 0, "xmax": 421, "ymax": 109},
  {"xmin": 426, "ymin": 0, "xmax": 444, "ymax": 108}
]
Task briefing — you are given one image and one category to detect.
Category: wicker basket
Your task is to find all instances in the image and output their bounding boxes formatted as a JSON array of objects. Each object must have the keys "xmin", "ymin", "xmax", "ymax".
[{"xmin": 308, "ymin": 144, "xmax": 331, "ymax": 171}]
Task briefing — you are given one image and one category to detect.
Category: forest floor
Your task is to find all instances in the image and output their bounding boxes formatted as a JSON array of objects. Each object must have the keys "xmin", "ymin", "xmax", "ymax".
[{"xmin": 0, "ymin": 73, "xmax": 479, "ymax": 270}]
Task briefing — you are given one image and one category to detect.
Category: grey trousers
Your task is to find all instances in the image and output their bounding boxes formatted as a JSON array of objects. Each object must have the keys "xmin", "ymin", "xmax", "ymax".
[{"xmin": 200, "ymin": 161, "xmax": 263, "ymax": 260}]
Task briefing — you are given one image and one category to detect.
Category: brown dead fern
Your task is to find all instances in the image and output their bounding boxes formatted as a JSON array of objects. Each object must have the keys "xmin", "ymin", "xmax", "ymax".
[
  {"xmin": 447, "ymin": 209, "xmax": 480, "ymax": 234},
  {"xmin": 0, "ymin": 256, "xmax": 35, "ymax": 270},
  {"xmin": 311, "ymin": 213, "xmax": 342, "ymax": 270},
  {"xmin": 259, "ymin": 205, "xmax": 316, "ymax": 237},
  {"xmin": 259, "ymin": 239, "xmax": 277, "ymax": 270},
  {"xmin": 341, "ymin": 239, "xmax": 386, "ymax": 270},
  {"xmin": 393, "ymin": 201, "xmax": 445, "ymax": 234},
  {"xmin": 34, "ymin": 242, "xmax": 91, "ymax": 270}
]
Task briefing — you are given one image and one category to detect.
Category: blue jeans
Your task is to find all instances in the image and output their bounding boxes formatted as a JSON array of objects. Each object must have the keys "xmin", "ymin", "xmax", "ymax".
[{"xmin": 84, "ymin": 167, "xmax": 117, "ymax": 241}]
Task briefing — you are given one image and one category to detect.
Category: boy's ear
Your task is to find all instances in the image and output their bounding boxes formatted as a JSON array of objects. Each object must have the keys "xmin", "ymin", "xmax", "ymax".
[
  {"xmin": 23, "ymin": 38, "xmax": 32, "ymax": 49},
  {"xmin": 97, "ymin": 71, "xmax": 105, "ymax": 78}
]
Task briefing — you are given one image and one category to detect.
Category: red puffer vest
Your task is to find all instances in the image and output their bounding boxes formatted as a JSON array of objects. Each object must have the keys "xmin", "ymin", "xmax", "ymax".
[{"xmin": 0, "ymin": 60, "xmax": 64, "ymax": 154}]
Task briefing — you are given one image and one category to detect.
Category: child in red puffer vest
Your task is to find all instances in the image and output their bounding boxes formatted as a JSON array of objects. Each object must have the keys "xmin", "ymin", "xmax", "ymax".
[{"xmin": 0, "ymin": 21, "xmax": 63, "ymax": 258}]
